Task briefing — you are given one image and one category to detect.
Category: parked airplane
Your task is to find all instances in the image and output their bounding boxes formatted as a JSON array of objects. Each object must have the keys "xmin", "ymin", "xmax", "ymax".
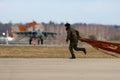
[
  {"xmin": 0, "ymin": 31, "xmax": 14, "ymax": 44},
  {"xmin": 0, "ymin": 36, "xmax": 14, "ymax": 42},
  {"xmin": 12, "ymin": 21, "xmax": 57, "ymax": 45}
]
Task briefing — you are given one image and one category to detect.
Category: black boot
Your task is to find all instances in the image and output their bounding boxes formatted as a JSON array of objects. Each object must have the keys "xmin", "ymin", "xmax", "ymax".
[
  {"xmin": 70, "ymin": 54, "xmax": 76, "ymax": 59},
  {"xmin": 70, "ymin": 56, "xmax": 76, "ymax": 59},
  {"xmin": 82, "ymin": 48, "xmax": 87, "ymax": 55}
]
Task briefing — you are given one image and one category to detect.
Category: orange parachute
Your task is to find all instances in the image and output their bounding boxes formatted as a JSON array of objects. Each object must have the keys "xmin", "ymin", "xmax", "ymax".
[
  {"xmin": 77, "ymin": 36, "xmax": 120, "ymax": 54},
  {"xmin": 28, "ymin": 21, "xmax": 37, "ymax": 27},
  {"xmin": 18, "ymin": 25, "xmax": 26, "ymax": 32},
  {"xmin": 8, "ymin": 28, "xmax": 14, "ymax": 37}
]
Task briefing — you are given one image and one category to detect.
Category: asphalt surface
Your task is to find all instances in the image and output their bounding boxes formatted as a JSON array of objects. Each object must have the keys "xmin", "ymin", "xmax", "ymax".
[{"xmin": 0, "ymin": 58, "xmax": 120, "ymax": 80}]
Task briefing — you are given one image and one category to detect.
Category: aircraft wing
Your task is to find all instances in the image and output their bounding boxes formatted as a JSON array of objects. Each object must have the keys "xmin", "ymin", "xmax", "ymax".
[
  {"xmin": 42, "ymin": 31, "xmax": 57, "ymax": 37},
  {"xmin": 14, "ymin": 32, "xmax": 37, "ymax": 37},
  {"xmin": 14, "ymin": 31, "xmax": 58, "ymax": 37}
]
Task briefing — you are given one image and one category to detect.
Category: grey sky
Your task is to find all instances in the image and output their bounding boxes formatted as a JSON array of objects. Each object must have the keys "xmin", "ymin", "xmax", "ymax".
[{"xmin": 0, "ymin": 0, "xmax": 120, "ymax": 25}]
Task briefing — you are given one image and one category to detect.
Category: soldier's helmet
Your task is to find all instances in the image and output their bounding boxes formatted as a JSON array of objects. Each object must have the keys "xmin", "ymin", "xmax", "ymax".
[{"xmin": 65, "ymin": 23, "xmax": 70, "ymax": 27}]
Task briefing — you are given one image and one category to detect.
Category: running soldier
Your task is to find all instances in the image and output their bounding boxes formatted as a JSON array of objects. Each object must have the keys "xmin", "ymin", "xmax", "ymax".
[{"xmin": 65, "ymin": 23, "xmax": 87, "ymax": 59}]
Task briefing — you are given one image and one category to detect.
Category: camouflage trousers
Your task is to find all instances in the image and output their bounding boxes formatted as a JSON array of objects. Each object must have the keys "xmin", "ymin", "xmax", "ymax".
[{"xmin": 69, "ymin": 42, "xmax": 85, "ymax": 58}]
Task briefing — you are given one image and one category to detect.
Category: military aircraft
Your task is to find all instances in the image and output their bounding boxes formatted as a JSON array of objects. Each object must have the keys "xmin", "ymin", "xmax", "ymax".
[{"xmin": 12, "ymin": 21, "xmax": 57, "ymax": 45}]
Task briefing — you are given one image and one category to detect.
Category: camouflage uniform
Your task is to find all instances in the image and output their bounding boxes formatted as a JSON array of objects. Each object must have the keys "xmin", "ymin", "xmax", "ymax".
[{"xmin": 65, "ymin": 23, "xmax": 86, "ymax": 58}]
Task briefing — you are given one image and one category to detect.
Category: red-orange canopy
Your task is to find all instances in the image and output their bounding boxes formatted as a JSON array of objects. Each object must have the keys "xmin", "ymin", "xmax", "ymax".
[{"xmin": 28, "ymin": 21, "xmax": 37, "ymax": 27}]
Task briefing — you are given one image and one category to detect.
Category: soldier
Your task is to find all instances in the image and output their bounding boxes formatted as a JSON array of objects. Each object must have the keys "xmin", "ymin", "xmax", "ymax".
[{"xmin": 65, "ymin": 23, "xmax": 87, "ymax": 59}]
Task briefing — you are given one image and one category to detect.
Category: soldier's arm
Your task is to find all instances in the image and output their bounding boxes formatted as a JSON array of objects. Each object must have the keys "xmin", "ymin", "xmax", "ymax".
[
  {"xmin": 66, "ymin": 30, "xmax": 71, "ymax": 42},
  {"xmin": 75, "ymin": 30, "xmax": 82, "ymax": 38}
]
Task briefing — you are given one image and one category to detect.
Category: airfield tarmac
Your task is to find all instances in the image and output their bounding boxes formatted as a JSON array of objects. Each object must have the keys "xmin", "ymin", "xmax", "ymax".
[{"xmin": 0, "ymin": 58, "xmax": 120, "ymax": 80}]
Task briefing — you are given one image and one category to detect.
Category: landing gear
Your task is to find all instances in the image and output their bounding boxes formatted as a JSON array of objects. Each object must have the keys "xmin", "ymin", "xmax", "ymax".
[
  {"xmin": 29, "ymin": 38, "xmax": 32, "ymax": 45},
  {"xmin": 29, "ymin": 37, "xmax": 44, "ymax": 45},
  {"xmin": 41, "ymin": 38, "xmax": 43, "ymax": 45},
  {"xmin": 38, "ymin": 38, "xmax": 43, "ymax": 45}
]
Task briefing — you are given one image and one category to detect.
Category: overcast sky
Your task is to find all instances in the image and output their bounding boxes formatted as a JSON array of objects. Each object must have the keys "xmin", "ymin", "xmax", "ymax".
[{"xmin": 0, "ymin": 0, "xmax": 120, "ymax": 25}]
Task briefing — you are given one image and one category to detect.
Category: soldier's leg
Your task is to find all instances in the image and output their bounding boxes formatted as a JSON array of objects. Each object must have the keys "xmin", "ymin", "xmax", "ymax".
[
  {"xmin": 73, "ymin": 43, "xmax": 87, "ymax": 55},
  {"xmin": 69, "ymin": 43, "xmax": 76, "ymax": 58}
]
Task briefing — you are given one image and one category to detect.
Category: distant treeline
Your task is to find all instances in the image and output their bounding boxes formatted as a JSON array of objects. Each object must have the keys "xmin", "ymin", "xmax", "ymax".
[
  {"xmin": 0, "ymin": 21, "xmax": 120, "ymax": 41},
  {"xmin": 0, "ymin": 22, "xmax": 12, "ymax": 36}
]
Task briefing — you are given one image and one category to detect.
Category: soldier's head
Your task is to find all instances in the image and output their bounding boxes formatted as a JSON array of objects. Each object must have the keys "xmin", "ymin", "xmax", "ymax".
[
  {"xmin": 65, "ymin": 23, "xmax": 71, "ymax": 30},
  {"xmin": 65, "ymin": 23, "xmax": 70, "ymax": 27}
]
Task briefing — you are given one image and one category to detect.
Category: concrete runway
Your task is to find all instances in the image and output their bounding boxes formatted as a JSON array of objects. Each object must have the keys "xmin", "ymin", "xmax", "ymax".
[{"xmin": 0, "ymin": 58, "xmax": 120, "ymax": 80}]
